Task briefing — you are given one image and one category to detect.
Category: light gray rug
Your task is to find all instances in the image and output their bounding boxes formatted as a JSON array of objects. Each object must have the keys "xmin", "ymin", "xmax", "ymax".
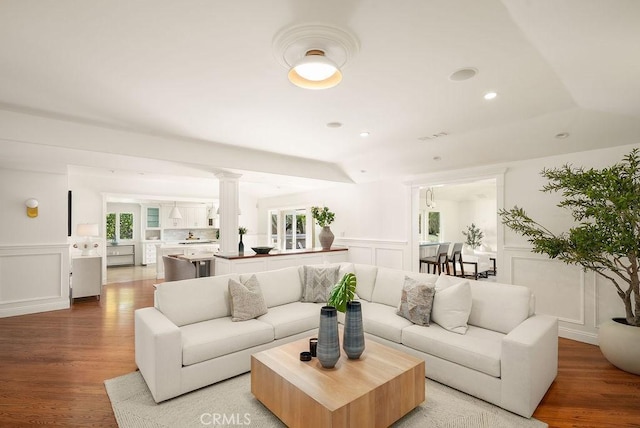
[{"xmin": 105, "ymin": 371, "xmax": 547, "ymax": 428}]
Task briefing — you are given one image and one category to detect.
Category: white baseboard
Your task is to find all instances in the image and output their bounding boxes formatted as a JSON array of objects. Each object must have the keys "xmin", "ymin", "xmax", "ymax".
[
  {"xmin": 559, "ymin": 326, "xmax": 598, "ymax": 345},
  {"xmin": 0, "ymin": 299, "xmax": 70, "ymax": 318}
]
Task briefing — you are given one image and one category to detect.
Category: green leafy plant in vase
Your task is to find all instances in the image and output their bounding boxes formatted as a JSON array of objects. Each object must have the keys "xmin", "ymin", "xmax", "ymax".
[
  {"xmin": 328, "ymin": 273, "xmax": 357, "ymax": 313},
  {"xmin": 328, "ymin": 273, "xmax": 364, "ymax": 359},
  {"xmin": 462, "ymin": 223, "xmax": 484, "ymax": 249},
  {"xmin": 311, "ymin": 206, "xmax": 335, "ymax": 250},
  {"xmin": 499, "ymin": 148, "xmax": 640, "ymax": 375}
]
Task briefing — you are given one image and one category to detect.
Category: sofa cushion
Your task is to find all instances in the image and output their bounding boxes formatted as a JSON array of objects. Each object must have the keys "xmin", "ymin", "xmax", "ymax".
[
  {"xmin": 257, "ymin": 302, "xmax": 321, "ymax": 339},
  {"xmin": 467, "ymin": 280, "xmax": 532, "ymax": 334},
  {"xmin": 301, "ymin": 265, "xmax": 340, "ymax": 303},
  {"xmin": 352, "ymin": 264, "xmax": 378, "ymax": 301},
  {"xmin": 402, "ymin": 323, "xmax": 504, "ymax": 378},
  {"xmin": 228, "ymin": 275, "xmax": 268, "ymax": 322},
  {"xmin": 362, "ymin": 302, "xmax": 413, "ymax": 343},
  {"xmin": 397, "ymin": 276, "xmax": 436, "ymax": 326},
  {"xmin": 372, "ymin": 267, "xmax": 437, "ymax": 308},
  {"xmin": 432, "ymin": 280, "xmax": 472, "ymax": 334},
  {"xmin": 180, "ymin": 317, "xmax": 274, "ymax": 366},
  {"xmin": 240, "ymin": 266, "xmax": 301, "ymax": 308},
  {"xmin": 155, "ymin": 274, "xmax": 239, "ymax": 327}
]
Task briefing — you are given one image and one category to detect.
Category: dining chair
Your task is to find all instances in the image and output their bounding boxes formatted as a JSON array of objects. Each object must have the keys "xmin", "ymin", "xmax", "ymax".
[
  {"xmin": 420, "ymin": 243, "xmax": 450, "ymax": 274},
  {"xmin": 163, "ymin": 255, "xmax": 197, "ymax": 282}
]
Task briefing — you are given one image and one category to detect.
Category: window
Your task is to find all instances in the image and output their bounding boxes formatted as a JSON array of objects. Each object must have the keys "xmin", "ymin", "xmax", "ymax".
[
  {"xmin": 420, "ymin": 210, "xmax": 440, "ymax": 242},
  {"xmin": 268, "ymin": 208, "xmax": 311, "ymax": 250},
  {"xmin": 106, "ymin": 212, "xmax": 134, "ymax": 242}
]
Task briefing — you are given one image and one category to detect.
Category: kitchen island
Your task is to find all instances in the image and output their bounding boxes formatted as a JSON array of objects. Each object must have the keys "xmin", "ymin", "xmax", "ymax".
[{"xmin": 214, "ymin": 247, "xmax": 348, "ymax": 275}]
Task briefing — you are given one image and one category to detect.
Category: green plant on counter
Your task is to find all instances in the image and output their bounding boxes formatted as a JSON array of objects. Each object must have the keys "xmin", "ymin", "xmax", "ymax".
[
  {"xmin": 328, "ymin": 273, "xmax": 357, "ymax": 313},
  {"xmin": 462, "ymin": 223, "xmax": 483, "ymax": 249},
  {"xmin": 311, "ymin": 206, "xmax": 335, "ymax": 227}
]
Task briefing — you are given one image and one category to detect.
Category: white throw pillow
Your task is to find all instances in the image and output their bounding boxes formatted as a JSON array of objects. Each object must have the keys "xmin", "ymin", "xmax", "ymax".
[
  {"xmin": 435, "ymin": 272, "xmax": 467, "ymax": 292},
  {"xmin": 432, "ymin": 280, "xmax": 472, "ymax": 334},
  {"xmin": 228, "ymin": 275, "xmax": 268, "ymax": 322}
]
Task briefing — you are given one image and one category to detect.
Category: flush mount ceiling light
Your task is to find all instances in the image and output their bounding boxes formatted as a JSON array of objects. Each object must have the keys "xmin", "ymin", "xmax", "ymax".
[
  {"xmin": 273, "ymin": 24, "xmax": 360, "ymax": 90},
  {"xmin": 289, "ymin": 49, "xmax": 342, "ymax": 89}
]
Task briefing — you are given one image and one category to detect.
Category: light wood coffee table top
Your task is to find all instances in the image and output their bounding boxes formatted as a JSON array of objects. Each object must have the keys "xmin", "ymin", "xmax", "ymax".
[{"xmin": 251, "ymin": 335, "xmax": 425, "ymax": 428}]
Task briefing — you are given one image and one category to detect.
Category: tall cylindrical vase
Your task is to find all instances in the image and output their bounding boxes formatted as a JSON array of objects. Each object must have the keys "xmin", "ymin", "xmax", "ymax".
[
  {"xmin": 317, "ymin": 306, "xmax": 340, "ymax": 368},
  {"xmin": 343, "ymin": 301, "xmax": 365, "ymax": 359},
  {"xmin": 319, "ymin": 226, "xmax": 335, "ymax": 250},
  {"xmin": 238, "ymin": 235, "xmax": 244, "ymax": 255}
]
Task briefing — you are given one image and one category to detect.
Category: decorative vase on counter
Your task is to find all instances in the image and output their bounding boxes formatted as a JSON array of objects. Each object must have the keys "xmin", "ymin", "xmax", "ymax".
[
  {"xmin": 317, "ymin": 306, "xmax": 340, "ymax": 368},
  {"xmin": 319, "ymin": 226, "xmax": 335, "ymax": 250},
  {"xmin": 238, "ymin": 235, "xmax": 244, "ymax": 255},
  {"xmin": 343, "ymin": 301, "xmax": 365, "ymax": 359}
]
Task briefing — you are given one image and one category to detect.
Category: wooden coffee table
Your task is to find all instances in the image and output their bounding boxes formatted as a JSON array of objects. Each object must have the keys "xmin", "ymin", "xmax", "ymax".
[{"xmin": 251, "ymin": 335, "xmax": 425, "ymax": 427}]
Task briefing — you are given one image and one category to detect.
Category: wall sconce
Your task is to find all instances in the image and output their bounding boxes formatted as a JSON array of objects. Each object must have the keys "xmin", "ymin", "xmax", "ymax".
[
  {"xmin": 74, "ymin": 223, "xmax": 100, "ymax": 256},
  {"xmin": 25, "ymin": 198, "xmax": 38, "ymax": 218},
  {"xmin": 426, "ymin": 188, "xmax": 437, "ymax": 209}
]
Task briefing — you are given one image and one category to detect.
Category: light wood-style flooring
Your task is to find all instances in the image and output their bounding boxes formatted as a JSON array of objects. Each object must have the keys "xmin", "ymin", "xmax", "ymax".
[{"xmin": 0, "ymin": 275, "xmax": 639, "ymax": 427}]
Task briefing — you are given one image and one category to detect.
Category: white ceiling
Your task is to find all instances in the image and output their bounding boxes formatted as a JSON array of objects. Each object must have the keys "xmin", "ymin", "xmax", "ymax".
[{"xmin": 1, "ymin": 0, "xmax": 639, "ymax": 196}]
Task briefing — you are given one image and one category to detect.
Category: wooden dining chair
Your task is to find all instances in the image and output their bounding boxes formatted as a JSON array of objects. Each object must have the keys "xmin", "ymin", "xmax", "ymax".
[{"xmin": 420, "ymin": 243, "xmax": 451, "ymax": 274}]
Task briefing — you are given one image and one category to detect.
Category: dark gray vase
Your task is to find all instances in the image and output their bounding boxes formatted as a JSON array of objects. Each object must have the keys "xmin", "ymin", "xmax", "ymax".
[
  {"xmin": 319, "ymin": 226, "xmax": 335, "ymax": 250},
  {"xmin": 343, "ymin": 301, "xmax": 365, "ymax": 359},
  {"xmin": 317, "ymin": 306, "xmax": 340, "ymax": 368},
  {"xmin": 238, "ymin": 235, "xmax": 244, "ymax": 255}
]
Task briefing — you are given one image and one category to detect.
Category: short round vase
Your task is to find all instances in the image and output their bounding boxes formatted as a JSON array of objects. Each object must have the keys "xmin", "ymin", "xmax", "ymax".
[
  {"xmin": 317, "ymin": 306, "xmax": 340, "ymax": 369},
  {"xmin": 343, "ymin": 301, "xmax": 365, "ymax": 359},
  {"xmin": 598, "ymin": 318, "xmax": 640, "ymax": 375},
  {"xmin": 319, "ymin": 226, "xmax": 335, "ymax": 250}
]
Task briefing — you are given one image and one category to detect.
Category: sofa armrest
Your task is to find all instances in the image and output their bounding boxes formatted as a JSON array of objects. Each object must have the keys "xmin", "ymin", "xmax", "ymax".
[
  {"xmin": 135, "ymin": 307, "xmax": 183, "ymax": 402},
  {"xmin": 500, "ymin": 314, "xmax": 558, "ymax": 418}
]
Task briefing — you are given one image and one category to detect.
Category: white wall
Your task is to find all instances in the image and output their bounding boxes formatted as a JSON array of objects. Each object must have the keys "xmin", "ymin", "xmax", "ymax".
[
  {"xmin": 258, "ymin": 180, "xmax": 412, "ymax": 269},
  {"xmin": 261, "ymin": 143, "xmax": 640, "ymax": 345},
  {"xmin": 0, "ymin": 167, "xmax": 70, "ymax": 317}
]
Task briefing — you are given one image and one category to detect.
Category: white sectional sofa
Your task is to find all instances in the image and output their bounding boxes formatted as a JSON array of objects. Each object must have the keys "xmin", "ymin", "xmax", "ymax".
[{"xmin": 135, "ymin": 262, "xmax": 558, "ymax": 418}]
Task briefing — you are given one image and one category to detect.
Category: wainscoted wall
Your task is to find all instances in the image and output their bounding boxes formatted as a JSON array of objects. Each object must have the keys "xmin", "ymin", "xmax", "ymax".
[
  {"xmin": 501, "ymin": 246, "xmax": 622, "ymax": 345},
  {"xmin": 0, "ymin": 244, "xmax": 70, "ymax": 317},
  {"xmin": 334, "ymin": 238, "xmax": 410, "ymax": 270}
]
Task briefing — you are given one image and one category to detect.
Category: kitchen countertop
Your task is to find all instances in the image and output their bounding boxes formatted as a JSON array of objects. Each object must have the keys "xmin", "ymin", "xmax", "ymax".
[{"xmin": 214, "ymin": 247, "xmax": 347, "ymax": 260}]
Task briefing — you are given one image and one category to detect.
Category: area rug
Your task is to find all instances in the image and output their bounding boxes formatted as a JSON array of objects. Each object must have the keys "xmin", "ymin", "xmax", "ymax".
[{"xmin": 105, "ymin": 372, "xmax": 547, "ymax": 428}]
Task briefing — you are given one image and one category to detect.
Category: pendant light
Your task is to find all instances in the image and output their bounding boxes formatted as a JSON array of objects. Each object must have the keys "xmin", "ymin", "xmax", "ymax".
[{"xmin": 169, "ymin": 202, "xmax": 182, "ymax": 226}]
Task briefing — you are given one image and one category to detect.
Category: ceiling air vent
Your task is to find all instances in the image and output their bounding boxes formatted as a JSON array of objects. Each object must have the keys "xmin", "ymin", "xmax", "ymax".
[{"xmin": 418, "ymin": 132, "xmax": 448, "ymax": 141}]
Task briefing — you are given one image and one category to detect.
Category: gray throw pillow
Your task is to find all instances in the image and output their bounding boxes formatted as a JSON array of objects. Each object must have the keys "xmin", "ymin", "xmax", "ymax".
[
  {"xmin": 301, "ymin": 265, "xmax": 340, "ymax": 303},
  {"xmin": 228, "ymin": 275, "xmax": 268, "ymax": 322},
  {"xmin": 397, "ymin": 276, "xmax": 436, "ymax": 326}
]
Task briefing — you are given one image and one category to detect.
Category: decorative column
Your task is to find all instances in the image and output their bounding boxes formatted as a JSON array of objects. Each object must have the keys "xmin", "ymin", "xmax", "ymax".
[{"xmin": 216, "ymin": 172, "xmax": 242, "ymax": 256}]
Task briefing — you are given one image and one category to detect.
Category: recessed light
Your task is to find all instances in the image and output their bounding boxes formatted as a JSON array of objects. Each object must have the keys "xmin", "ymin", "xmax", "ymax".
[
  {"xmin": 359, "ymin": 131, "xmax": 370, "ymax": 137},
  {"xmin": 449, "ymin": 68, "xmax": 478, "ymax": 82},
  {"xmin": 360, "ymin": 169, "xmax": 367, "ymax": 173},
  {"xmin": 483, "ymin": 91, "xmax": 498, "ymax": 100},
  {"xmin": 433, "ymin": 156, "xmax": 442, "ymax": 161},
  {"xmin": 555, "ymin": 132, "xmax": 570, "ymax": 139},
  {"xmin": 326, "ymin": 122, "xmax": 343, "ymax": 128}
]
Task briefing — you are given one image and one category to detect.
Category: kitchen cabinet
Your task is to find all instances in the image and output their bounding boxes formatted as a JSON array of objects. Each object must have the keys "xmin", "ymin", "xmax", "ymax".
[
  {"xmin": 142, "ymin": 242, "xmax": 158, "ymax": 265},
  {"xmin": 106, "ymin": 244, "xmax": 135, "ymax": 267},
  {"xmin": 72, "ymin": 256, "xmax": 102, "ymax": 299},
  {"xmin": 145, "ymin": 206, "xmax": 161, "ymax": 228},
  {"xmin": 163, "ymin": 205, "xmax": 209, "ymax": 229}
]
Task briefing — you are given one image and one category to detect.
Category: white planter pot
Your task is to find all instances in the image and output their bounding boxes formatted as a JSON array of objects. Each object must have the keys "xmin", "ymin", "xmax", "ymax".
[{"xmin": 598, "ymin": 318, "xmax": 640, "ymax": 376}]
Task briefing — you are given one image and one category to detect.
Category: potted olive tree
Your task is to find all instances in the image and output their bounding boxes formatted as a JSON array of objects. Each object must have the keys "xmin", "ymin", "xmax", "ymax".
[
  {"xmin": 311, "ymin": 206, "xmax": 335, "ymax": 250},
  {"xmin": 499, "ymin": 149, "xmax": 640, "ymax": 375}
]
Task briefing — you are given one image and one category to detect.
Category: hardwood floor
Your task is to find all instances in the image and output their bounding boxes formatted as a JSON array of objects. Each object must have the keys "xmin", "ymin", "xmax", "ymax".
[{"xmin": 1, "ymin": 279, "xmax": 639, "ymax": 427}]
